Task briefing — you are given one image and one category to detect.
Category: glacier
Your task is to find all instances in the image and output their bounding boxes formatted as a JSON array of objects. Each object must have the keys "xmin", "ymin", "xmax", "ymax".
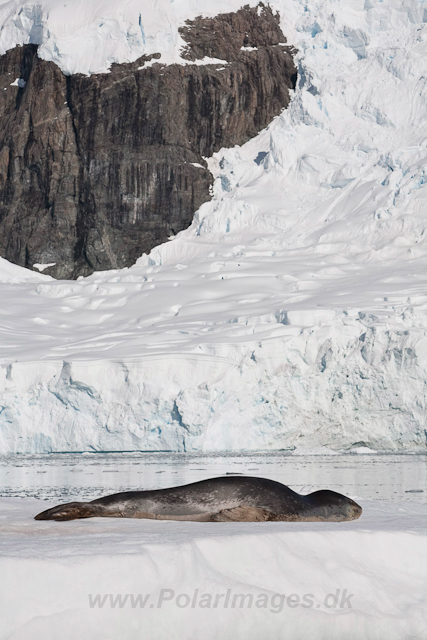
[{"xmin": 1, "ymin": 0, "xmax": 427, "ymax": 452}]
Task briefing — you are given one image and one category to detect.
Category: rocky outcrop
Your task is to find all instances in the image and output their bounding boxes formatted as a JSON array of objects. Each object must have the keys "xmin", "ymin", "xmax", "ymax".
[{"xmin": 0, "ymin": 4, "xmax": 296, "ymax": 279}]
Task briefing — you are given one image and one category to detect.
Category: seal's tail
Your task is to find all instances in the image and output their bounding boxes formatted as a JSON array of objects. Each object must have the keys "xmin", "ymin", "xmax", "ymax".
[{"xmin": 34, "ymin": 501, "xmax": 97, "ymax": 521}]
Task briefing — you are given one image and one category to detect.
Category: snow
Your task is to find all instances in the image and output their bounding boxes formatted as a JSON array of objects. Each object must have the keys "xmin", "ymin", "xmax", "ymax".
[
  {"xmin": 1, "ymin": 0, "xmax": 427, "ymax": 453},
  {"xmin": 1, "ymin": 453, "xmax": 425, "ymax": 639},
  {"xmin": 1, "ymin": 5, "xmax": 426, "ymax": 638},
  {"xmin": 9, "ymin": 77, "xmax": 25, "ymax": 87},
  {"xmin": 139, "ymin": 56, "xmax": 228, "ymax": 70},
  {"xmin": 1, "ymin": 452, "xmax": 425, "ymax": 639},
  {"xmin": 1, "ymin": 495, "xmax": 426, "ymax": 640},
  {"xmin": 33, "ymin": 263, "xmax": 56, "ymax": 272},
  {"xmin": 0, "ymin": 256, "xmax": 49, "ymax": 284},
  {"xmin": 0, "ymin": 0, "xmax": 259, "ymax": 75}
]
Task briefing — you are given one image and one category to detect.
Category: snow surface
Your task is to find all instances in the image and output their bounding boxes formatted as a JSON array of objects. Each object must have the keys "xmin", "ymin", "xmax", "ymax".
[
  {"xmin": 32, "ymin": 262, "xmax": 56, "ymax": 272},
  {"xmin": 1, "ymin": 496, "xmax": 427, "ymax": 640},
  {"xmin": 1, "ymin": 0, "xmax": 427, "ymax": 452},
  {"xmin": 0, "ymin": 0, "xmax": 260, "ymax": 75},
  {"xmin": 2, "ymin": 454, "xmax": 426, "ymax": 639}
]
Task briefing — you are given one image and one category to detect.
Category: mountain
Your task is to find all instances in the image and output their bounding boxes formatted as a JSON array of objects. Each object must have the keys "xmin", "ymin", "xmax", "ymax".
[
  {"xmin": 0, "ymin": 0, "xmax": 427, "ymax": 453},
  {"xmin": 0, "ymin": 3, "xmax": 296, "ymax": 278}
]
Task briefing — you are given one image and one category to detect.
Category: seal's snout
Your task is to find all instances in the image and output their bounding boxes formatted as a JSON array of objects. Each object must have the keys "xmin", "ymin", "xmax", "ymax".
[{"xmin": 349, "ymin": 499, "xmax": 362, "ymax": 520}]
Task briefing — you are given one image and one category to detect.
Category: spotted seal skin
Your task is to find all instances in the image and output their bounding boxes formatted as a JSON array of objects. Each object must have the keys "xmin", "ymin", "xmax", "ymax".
[{"xmin": 34, "ymin": 476, "xmax": 362, "ymax": 522}]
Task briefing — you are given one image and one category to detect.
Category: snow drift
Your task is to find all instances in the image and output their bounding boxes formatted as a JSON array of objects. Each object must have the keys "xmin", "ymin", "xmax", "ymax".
[{"xmin": 1, "ymin": 0, "xmax": 427, "ymax": 452}]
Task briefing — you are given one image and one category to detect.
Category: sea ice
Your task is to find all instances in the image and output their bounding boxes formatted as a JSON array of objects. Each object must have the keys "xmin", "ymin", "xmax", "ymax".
[{"xmin": 0, "ymin": 496, "xmax": 426, "ymax": 640}]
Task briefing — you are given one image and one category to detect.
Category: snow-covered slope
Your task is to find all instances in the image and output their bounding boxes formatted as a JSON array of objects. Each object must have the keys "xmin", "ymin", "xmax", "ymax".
[
  {"xmin": 1, "ymin": 0, "xmax": 427, "ymax": 453},
  {"xmin": 0, "ymin": 0, "xmax": 261, "ymax": 74}
]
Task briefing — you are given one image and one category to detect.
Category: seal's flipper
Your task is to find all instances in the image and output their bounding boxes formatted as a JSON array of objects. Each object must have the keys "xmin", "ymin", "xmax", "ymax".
[
  {"xmin": 34, "ymin": 501, "xmax": 98, "ymax": 521},
  {"xmin": 210, "ymin": 506, "xmax": 272, "ymax": 522}
]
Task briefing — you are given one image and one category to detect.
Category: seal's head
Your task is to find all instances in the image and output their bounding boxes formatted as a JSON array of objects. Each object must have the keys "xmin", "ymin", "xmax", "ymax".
[{"xmin": 307, "ymin": 490, "xmax": 362, "ymax": 521}]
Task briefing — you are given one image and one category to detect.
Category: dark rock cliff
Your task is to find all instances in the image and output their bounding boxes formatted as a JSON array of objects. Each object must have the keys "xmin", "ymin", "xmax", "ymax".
[{"xmin": 0, "ymin": 3, "xmax": 296, "ymax": 279}]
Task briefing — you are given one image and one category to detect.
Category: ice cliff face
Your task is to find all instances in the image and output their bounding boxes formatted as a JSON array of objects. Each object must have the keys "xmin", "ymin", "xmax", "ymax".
[{"xmin": 1, "ymin": 0, "xmax": 427, "ymax": 453}]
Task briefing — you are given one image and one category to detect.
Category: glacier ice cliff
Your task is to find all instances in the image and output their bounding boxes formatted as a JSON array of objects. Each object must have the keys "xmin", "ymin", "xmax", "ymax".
[{"xmin": 0, "ymin": 0, "xmax": 427, "ymax": 453}]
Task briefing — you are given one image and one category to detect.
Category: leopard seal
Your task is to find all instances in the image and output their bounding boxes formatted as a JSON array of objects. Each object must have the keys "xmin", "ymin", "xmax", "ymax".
[{"xmin": 34, "ymin": 476, "xmax": 362, "ymax": 522}]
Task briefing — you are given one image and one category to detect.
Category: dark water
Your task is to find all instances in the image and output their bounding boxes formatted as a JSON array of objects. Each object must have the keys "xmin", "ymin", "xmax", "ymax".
[{"xmin": 0, "ymin": 452, "xmax": 426, "ymax": 503}]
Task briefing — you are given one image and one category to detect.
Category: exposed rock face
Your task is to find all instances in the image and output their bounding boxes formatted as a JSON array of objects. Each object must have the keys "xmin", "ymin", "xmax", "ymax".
[{"xmin": 0, "ymin": 4, "xmax": 296, "ymax": 279}]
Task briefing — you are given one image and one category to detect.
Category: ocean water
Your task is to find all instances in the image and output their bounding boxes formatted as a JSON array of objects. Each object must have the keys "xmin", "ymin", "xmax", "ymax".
[{"xmin": 0, "ymin": 452, "xmax": 426, "ymax": 503}]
